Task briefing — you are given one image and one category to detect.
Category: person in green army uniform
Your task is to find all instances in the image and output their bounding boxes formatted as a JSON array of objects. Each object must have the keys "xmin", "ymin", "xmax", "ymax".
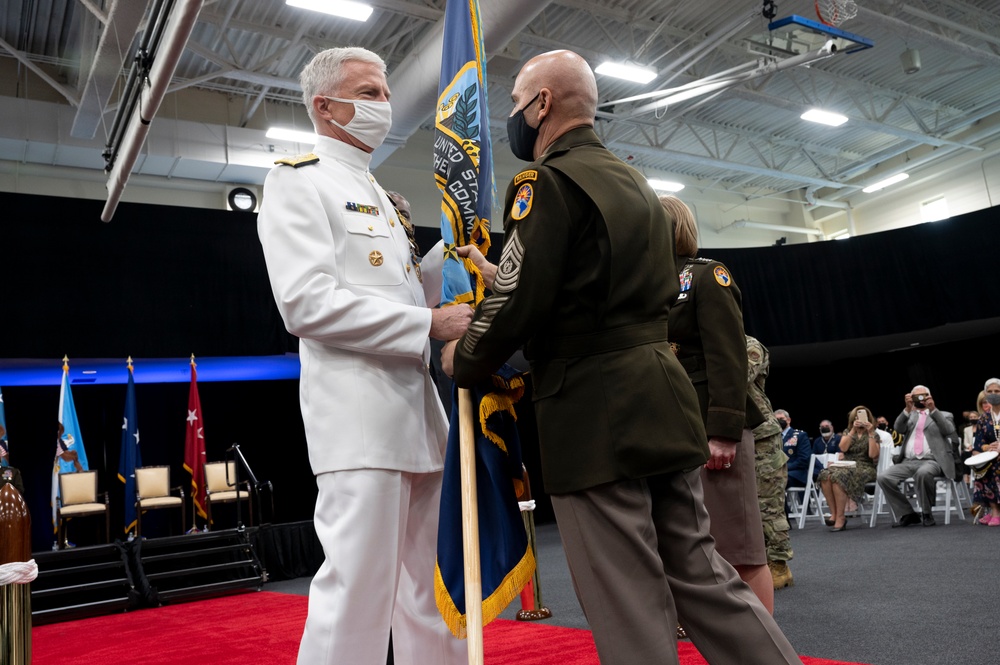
[
  {"xmin": 746, "ymin": 335, "xmax": 794, "ymax": 590},
  {"xmin": 444, "ymin": 50, "xmax": 801, "ymax": 665},
  {"xmin": 660, "ymin": 194, "xmax": 773, "ymax": 614}
]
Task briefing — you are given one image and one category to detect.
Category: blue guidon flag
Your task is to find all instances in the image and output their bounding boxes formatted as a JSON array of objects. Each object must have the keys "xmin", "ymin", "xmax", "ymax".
[
  {"xmin": 433, "ymin": 0, "xmax": 535, "ymax": 639},
  {"xmin": 118, "ymin": 359, "xmax": 142, "ymax": 537}
]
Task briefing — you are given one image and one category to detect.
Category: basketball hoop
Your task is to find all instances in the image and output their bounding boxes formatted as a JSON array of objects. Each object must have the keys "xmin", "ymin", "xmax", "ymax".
[{"xmin": 815, "ymin": 0, "xmax": 858, "ymax": 27}]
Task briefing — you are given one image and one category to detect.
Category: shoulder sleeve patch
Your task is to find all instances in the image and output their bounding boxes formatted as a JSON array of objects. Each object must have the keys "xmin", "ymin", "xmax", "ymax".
[
  {"xmin": 513, "ymin": 169, "xmax": 538, "ymax": 186},
  {"xmin": 511, "ymin": 183, "xmax": 534, "ymax": 220},
  {"xmin": 274, "ymin": 153, "xmax": 320, "ymax": 168},
  {"xmin": 713, "ymin": 265, "xmax": 732, "ymax": 287}
]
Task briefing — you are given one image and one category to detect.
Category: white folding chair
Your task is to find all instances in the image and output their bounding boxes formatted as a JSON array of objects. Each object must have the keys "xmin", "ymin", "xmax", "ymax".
[
  {"xmin": 868, "ymin": 442, "xmax": 895, "ymax": 527},
  {"xmin": 796, "ymin": 453, "xmax": 836, "ymax": 529}
]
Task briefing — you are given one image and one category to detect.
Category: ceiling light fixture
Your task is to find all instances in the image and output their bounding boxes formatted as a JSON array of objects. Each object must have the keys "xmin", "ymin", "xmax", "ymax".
[
  {"xmin": 862, "ymin": 173, "xmax": 909, "ymax": 193},
  {"xmin": 595, "ymin": 62, "xmax": 657, "ymax": 84},
  {"xmin": 829, "ymin": 230, "xmax": 851, "ymax": 240},
  {"xmin": 285, "ymin": 0, "xmax": 373, "ymax": 22},
  {"xmin": 800, "ymin": 109, "xmax": 848, "ymax": 127},
  {"xmin": 647, "ymin": 178, "xmax": 685, "ymax": 193},
  {"xmin": 266, "ymin": 127, "xmax": 319, "ymax": 144}
]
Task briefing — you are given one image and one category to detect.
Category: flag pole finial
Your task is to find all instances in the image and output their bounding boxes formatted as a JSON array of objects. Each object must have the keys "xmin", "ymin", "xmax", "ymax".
[
  {"xmin": 190, "ymin": 353, "xmax": 197, "ymax": 368},
  {"xmin": 127, "ymin": 356, "xmax": 134, "ymax": 371},
  {"xmin": 62, "ymin": 355, "xmax": 69, "ymax": 372}
]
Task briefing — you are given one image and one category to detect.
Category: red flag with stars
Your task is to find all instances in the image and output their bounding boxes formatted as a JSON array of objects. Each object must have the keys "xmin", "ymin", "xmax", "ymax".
[{"xmin": 183, "ymin": 357, "xmax": 208, "ymax": 522}]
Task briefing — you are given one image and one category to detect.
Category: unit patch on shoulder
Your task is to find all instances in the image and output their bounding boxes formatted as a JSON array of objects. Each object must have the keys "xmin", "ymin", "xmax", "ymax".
[
  {"xmin": 511, "ymin": 183, "xmax": 534, "ymax": 220},
  {"xmin": 713, "ymin": 265, "xmax": 732, "ymax": 287},
  {"xmin": 274, "ymin": 153, "xmax": 320, "ymax": 168},
  {"xmin": 513, "ymin": 170, "xmax": 538, "ymax": 186}
]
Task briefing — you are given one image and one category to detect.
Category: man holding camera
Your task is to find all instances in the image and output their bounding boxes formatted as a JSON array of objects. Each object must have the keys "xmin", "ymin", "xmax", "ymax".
[{"xmin": 876, "ymin": 385, "xmax": 957, "ymax": 527}]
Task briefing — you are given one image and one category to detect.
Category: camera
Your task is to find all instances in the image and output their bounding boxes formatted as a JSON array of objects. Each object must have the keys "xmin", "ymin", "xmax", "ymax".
[{"xmin": 912, "ymin": 394, "xmax": 929, "ymax": 408}]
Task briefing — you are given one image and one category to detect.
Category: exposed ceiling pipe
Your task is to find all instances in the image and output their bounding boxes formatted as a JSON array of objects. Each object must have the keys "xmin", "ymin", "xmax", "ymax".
[
  {"xmin": 370, "ymin": 0, "xmax": 556, "ymax": 169},
  {"xmin": 804, "ymin": 186, "xmax": 851, "ymax": 210},
  {"xmin": 102, "ymin": 0, "xmax": 206, "ymax": 223},
  {"xmin": 717, "ymin": 220, "xmax": 824, "ymax": 236},
  {"xmin": 72, "ymin": 0, "xmax": 148, "ymax": 140}
]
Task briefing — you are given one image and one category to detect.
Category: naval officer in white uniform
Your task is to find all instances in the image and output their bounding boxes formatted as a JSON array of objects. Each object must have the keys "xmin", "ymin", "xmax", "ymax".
[{"xmin": 257, "ymin": 46, "xmax": 471, "ymax": 665}]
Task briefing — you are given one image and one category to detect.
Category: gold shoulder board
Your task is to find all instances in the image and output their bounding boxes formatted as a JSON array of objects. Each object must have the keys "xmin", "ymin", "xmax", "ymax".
[{"xmin": 274, "ymin": 153, "xmax": 320, "ymax": 168}]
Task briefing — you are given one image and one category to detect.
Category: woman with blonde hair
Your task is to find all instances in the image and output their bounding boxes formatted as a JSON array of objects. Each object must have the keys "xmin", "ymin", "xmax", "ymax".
[
  {"xmin": 817, "ymin": 405, "xmax": 879, "ymax": 531},
  {"xmin": 662, "ymin": 194, "xmax": 774, "ymax": 613}
]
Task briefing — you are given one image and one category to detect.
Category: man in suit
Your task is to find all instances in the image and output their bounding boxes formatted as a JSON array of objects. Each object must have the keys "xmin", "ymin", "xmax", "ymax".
[
  {"xmin": 257, "ymin": 47, "xmax": 471, "ymax": 665},
  {"xmin": 876, "ymin": 385, "xmax": 957, "ymax": 527},
  {"xmin": 443, "ymin": 49, "xmax": 801, "ymax": 665}
]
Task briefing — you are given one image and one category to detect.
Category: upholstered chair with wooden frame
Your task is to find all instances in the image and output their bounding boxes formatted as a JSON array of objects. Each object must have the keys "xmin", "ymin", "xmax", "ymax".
[
  {"xmin": 204, "ymin": 460, "xmax": 253, "ymax": 529},
  {"xmin": 57, "ymin": 470, "xmax": 110, "ymax": 549},
  {"xmin": 135, "ymin": 465, "xmax": 185, "ymax": 537}
]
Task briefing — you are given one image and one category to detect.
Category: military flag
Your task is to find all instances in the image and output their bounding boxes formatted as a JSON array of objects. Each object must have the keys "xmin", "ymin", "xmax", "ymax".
[
  {"xmin": 52, "ymin": 356, "xmax": 90, "ymax": 533},
  {"xmin": 434, "ymin": 0, "xmax": 534, "ymax": 641},
  {"xmin": 0, "ymin": 385, "xmax": 9, "ymax": 463},
  {"xmin": 118, "ymin": 358, "xmax": 142, "ymax": 537},
  {"xmin": 183, "ymin": 356, "xmax": 208, "ymax": 526}
]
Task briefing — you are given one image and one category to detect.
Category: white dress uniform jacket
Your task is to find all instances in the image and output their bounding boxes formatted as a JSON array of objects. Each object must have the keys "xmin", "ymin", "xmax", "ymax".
[{"xmin": 257, "ymin": 135, "xmax": 447, "ymax": 475}]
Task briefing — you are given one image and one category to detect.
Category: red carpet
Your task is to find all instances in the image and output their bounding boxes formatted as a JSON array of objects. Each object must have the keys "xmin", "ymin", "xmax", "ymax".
[{"xmin": 33, "ymin": 591, "xmax": 868, "ymax": 664}]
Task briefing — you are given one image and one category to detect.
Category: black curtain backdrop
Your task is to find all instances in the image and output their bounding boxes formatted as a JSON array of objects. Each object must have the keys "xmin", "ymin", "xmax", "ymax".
[{"xmin": 2, "ymin": 191, "xmax": 998, "ymax": 549}]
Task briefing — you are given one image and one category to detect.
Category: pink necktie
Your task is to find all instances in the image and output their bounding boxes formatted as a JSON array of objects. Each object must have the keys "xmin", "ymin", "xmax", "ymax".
[{"xmin": 913, "ymin": 410, "xmax": 927, "ymax": 456}]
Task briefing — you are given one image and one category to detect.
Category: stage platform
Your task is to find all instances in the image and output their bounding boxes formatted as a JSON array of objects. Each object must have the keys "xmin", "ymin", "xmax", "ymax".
[{"xmin": 29, "ymin": 521, "xmax": 322, "ymax": 624}]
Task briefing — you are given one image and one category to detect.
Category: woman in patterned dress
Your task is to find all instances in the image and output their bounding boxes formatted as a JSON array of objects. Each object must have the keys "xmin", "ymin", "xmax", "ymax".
[
  {"xmin": 972, "ymin": 378, "xmax": 1000, "ymax": 526},
  {"xmin": 817, "ymin": 405, "xmax": 879, "ymax": 531}
]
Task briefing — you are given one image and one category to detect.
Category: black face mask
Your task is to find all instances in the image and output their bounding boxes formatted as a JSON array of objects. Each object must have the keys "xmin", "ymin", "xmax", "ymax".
[
  {"xmin": 776, "ymin": 418, "xmax": 788, "ymax": 429},
  {"xmin": 820, "ymin": 426, "xmax": 832, "ymax": 434},
  {"xmin": 877, "ymin": 423, "xmax": 888, "ymax": 431},
  {"xmin": 506, "ymin": 93, "xmax": 541, "ymax": 161}
]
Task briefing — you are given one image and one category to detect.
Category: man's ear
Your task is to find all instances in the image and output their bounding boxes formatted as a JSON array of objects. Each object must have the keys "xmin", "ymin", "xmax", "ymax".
[
  {"xmin": 313, "ymin": 95, "xmax": 332, "ymax": 121},
  {"xmin": 536, "ymin": 88, "xmax": 552, "ymax": 120}
]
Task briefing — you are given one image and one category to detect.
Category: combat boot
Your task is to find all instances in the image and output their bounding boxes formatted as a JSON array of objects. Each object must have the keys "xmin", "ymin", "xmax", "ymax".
[{"xmin": 769, "ymin": 560, "xmax": 793, "ymax": 589}]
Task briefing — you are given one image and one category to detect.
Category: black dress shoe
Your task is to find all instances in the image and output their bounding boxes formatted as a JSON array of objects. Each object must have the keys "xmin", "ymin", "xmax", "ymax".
[
  {"xmin": 829, "ymin": 524, "xmax": 847, "ymax": 532},
  {"xmin": 921, "ymin": 513, "xmax": 936, "ymax": 527},
  {"xmin": 824, "ymin": 518, "xmax": 836, "ymax": 527},
  {"xmin": 892, "ymin": 512, "xmax": 921, "ymax": 528}
]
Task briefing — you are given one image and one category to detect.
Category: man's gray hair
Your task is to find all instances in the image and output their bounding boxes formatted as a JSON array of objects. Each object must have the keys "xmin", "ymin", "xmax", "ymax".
[
  {"xmin": 911, "ymin": 384, "xmax": 929, "ymax": 394},
  {"xmin": 774, "ymin": 409, "xmax": 790, "ymax": 418},
  {"xmin": 300, "ymin": 47, "xmax": 386, "ymax": 125}
]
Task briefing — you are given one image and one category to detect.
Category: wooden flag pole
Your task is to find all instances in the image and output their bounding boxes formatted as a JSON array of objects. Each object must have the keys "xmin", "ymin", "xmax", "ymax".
[{"xmin": 458, "ymin": 387, "xmax": 484, "ymax": 665}]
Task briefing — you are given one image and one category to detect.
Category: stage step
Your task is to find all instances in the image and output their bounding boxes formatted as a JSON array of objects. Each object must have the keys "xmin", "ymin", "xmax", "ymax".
[
  {"xmin": 133, "ymin": 528, "xmax": 266, "ymax": 605},
  {"xmin": 30, "ymin": 543, "xmax": 138, "ymax": 625}
]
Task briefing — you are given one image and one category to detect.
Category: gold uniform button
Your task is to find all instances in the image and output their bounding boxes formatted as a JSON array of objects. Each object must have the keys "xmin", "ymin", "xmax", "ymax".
[
  {"xmin": 368, "ymin": 225, "xmax": 374, "ymax": 231},
  {"xmin": 406, "ymin": 264, "xmax": 411, "ymax": 272},
  {"xmin": 389, "ymin": 219, "xmax": 395, "ymax": 227},
  {"xmin": 369, "ymin": 251, "xmax": 384, "ymax": 267}
]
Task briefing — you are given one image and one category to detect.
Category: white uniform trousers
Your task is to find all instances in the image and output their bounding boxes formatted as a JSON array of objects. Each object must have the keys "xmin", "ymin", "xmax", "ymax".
[{"xmin": 297, "ymin": 469, "xmax": 466, "ymax": 665}]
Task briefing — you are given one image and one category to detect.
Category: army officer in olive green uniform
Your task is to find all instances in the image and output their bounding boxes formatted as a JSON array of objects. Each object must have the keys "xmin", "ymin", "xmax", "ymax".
[
  {"xmin": 443, "ymin": 50, "xmax": 801, "ymax": 665},
  {"xmin": 662, "ymin": 194, "xmax": 773, "ymax": 614}
]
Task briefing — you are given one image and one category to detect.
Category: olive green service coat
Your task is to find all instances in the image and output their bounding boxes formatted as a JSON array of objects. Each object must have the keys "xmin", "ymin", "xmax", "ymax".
[
  {"xmin": 668, "ymin": 257, "xmax": 756, "ymax": 440},
  {"xmin": 453, "ymin": 127, "xmax": 708, "ymax": 494}
]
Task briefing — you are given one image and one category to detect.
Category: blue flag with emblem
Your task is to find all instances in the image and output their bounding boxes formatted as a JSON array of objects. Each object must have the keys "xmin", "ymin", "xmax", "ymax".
[
  {"xmin": 0, "ymin": 385, "xmax": 9, "ymax": 465},
  {"xmin": 118, "ymin": 359, "xmax": 142, "ymax": 536},
  {"xmin": 433, "ymin": 0, "xmax": 534, "ymax": 639},
  {"xmin": 52, "ymin": 357, "xmax": 90, "ymax": 533}
]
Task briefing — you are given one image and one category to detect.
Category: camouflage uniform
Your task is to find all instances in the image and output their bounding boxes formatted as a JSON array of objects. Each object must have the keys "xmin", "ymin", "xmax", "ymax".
[{"xmin": 747, "ymin": 336, "xmax": 793, "ymax": 587}]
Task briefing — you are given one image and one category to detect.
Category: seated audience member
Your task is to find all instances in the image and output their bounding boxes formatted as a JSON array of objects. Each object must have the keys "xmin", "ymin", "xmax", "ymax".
[
  {"xmin": 781, "ymin": 410, "xmax": 820, "ymax": 491},
  {"xmin": 971, "ymin": 379, "xmax": 1000, "ymax": 526},
  {"xmin": 816, "ymin": 407, "xmax": 879, "ymax": 531},
  {"xmin": 875, "ymin": 415, "xmax": 903, "ymax": 449},
  {"xmin": 876, "ymin": 385, "xmax": 957, "ymax": 527},
  {"xmin": 814, "ymin": 419, "xmax": 841, "ymax": 454},
  {"xmin": 0, "ymin": 425, "xmax": 25, "ymax": 496},
  {"xmin": 963, "ymin": 392, "xmax": 987, "ymax": 463}
]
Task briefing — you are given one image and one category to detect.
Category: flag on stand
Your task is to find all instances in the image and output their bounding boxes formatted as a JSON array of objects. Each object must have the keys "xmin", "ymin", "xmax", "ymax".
[
  {"xmin": 433, "ymin": 0, "xmax": 534, "ymax": 639},
  {"xmin": 0, "ymin": 385, "xmax": 9, "ymax": 464},
  {"xmin": 118, "ymin": 358, "xmax": 142, "ymax": 537},
  {"xmin": 183, "ymin": 356, "xmax": 208, "ymax": 525},
  {"xmin": 52, "ymin": 356, "xmax": 90, "ymax": 533}
]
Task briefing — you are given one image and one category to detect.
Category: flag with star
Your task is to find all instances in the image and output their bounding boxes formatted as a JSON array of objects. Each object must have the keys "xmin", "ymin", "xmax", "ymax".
[
  {"xmin": 52, "ymin": 357, "xmax": 90, "ymax": 533},
  {"xmin": 434, "ymin": 0, "xmax": 534, "ymax": 640},
  {"xmin": 183, "ymin": 356, "xmax": 208, "ymax": 524},
  {"xmin": 0, "ymin": 385, "xmax": 10, "ymax": 465},
  {"xmin": 118, "ymin": 359, "xmax": 142, "ymax": 536}
]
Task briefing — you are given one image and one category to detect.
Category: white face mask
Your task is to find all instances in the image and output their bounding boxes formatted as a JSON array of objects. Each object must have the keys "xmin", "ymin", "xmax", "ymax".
[{"xmin": 325, "ymin": 96, "xmax": 392, "ymax": 150}]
